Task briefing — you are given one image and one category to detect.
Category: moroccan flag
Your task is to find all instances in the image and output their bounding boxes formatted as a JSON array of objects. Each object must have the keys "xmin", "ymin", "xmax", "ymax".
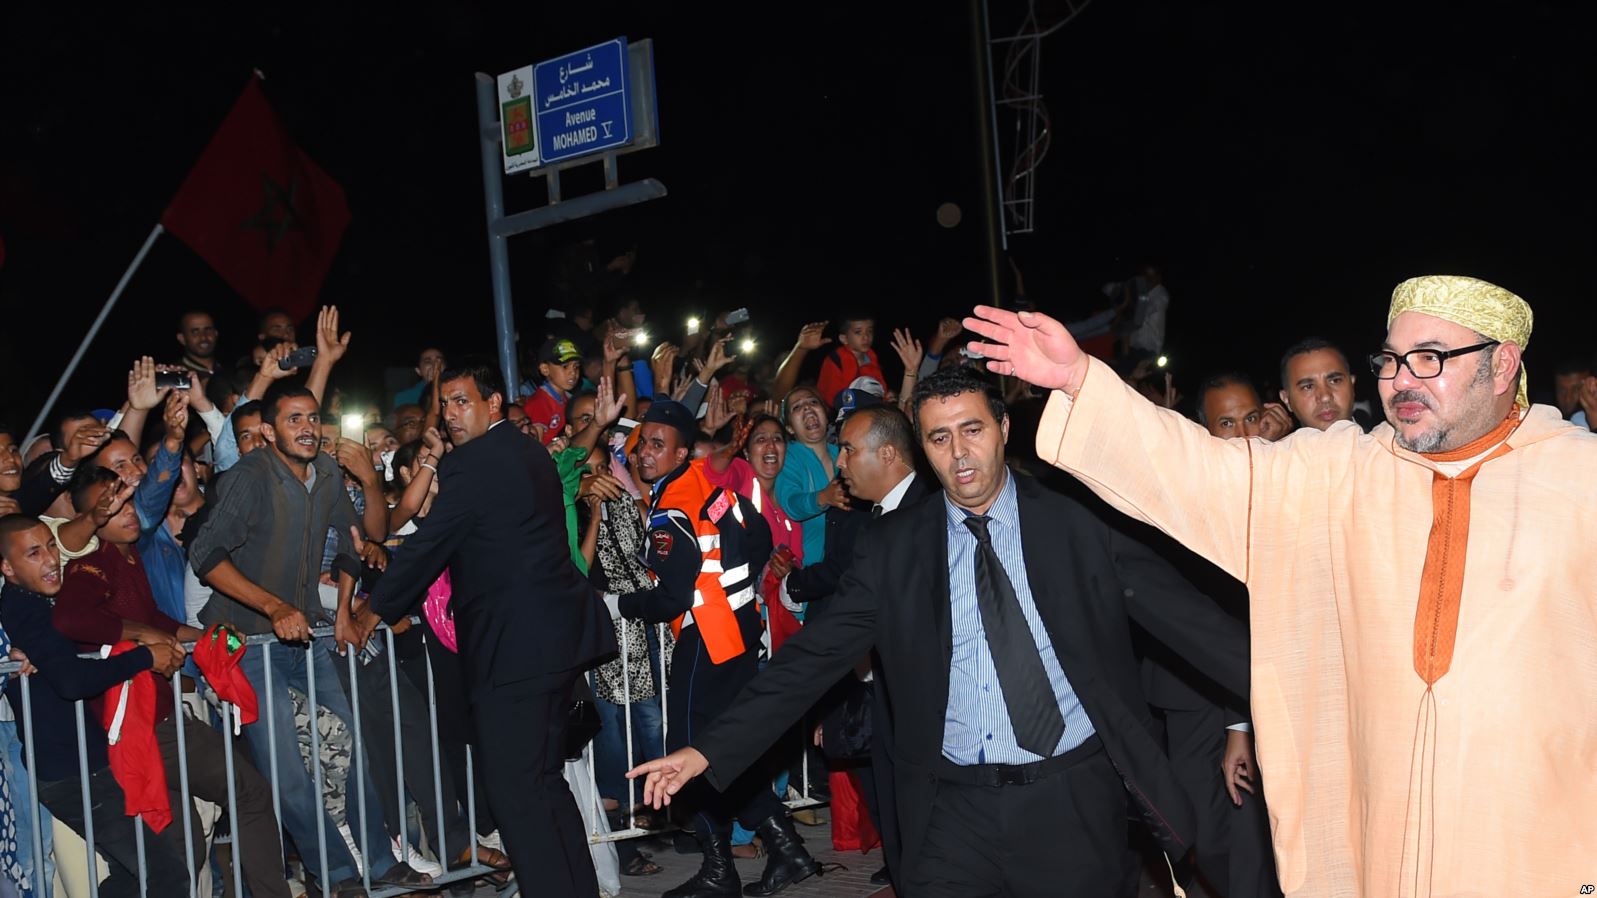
[{"xmin": 161, "ymin": 77, "xmax": 349, "ymax": 322}]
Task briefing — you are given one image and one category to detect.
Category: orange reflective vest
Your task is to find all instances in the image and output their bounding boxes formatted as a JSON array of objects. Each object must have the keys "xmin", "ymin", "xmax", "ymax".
[{"xmin": 651, "ymin": 459, "xmax": 757, "ymax": 665}]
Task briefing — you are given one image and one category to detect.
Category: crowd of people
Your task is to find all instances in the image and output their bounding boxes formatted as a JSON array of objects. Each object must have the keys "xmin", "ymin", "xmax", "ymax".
[{"xmin": 0, "ymin": 267, "xmax": 1593, "ymax": 898}]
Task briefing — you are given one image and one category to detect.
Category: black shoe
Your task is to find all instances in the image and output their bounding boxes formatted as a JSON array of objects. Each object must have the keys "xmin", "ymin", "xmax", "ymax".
[
  {"xmin": 743, "ymin": 815, "xmax": 822, "ymax": 897},
  {"xmin": 869, "ymin": 865, "xmax": 891, "ymax": 886},
  {"xmin": 305, "ymin": 877, "xmax": 369, "ymax": 898},
  {"xmin": 372, "ymin": 861, "xmax": 433, "ymax": 889},
  {"xmin": 663, "ymin": 826, "xmax": 741, "ymax": 898}
]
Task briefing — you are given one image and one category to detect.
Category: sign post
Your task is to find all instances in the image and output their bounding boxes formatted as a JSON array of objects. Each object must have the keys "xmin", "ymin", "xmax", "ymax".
[
  {"xmin": 479, "ymin": 38, "xmax": 664, "ymax": 396},
  {"xmin": 532, "ymin": 39, "xmax": 633, "ymax": 165}
]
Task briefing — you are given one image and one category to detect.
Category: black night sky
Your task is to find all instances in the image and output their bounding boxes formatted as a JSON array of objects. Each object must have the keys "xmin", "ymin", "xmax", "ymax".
[{"xmin": 2, "ymin": 2, "xmax": 1592, "ymax": 426}]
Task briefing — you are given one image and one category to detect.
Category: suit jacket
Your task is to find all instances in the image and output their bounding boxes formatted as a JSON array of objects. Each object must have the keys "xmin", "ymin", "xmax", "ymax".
[
  {"xmin": 799, "ymin": 472, "xmax": 930, "ymax": 889},
  {"xmin": 787, "ymin": 477, "xmax": 933, "ymax": 616},
  {"xmin": 1134, "ymin": 524, "xmax": 1251, "ymax": 720},
  {"xmin": 696, "ymin": 470, "xmax": 1249, "ymax": 884},
  {"xmin": 369, "ymin": 421, "xmax": 614, "ymax": 691}
]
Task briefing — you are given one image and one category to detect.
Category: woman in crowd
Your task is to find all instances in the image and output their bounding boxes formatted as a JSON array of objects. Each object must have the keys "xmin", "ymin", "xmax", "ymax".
[
  {"xmin": 574, "ymin": 436, "xmax": 669, "ymax": 878},
  {"xmin": 773, "ymin": 386, "xmax": 840, "ymax": 574}
]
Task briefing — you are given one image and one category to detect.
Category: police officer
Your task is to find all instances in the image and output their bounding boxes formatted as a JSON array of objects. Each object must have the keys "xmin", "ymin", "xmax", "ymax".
[{"xmin": 619, "ymin": 400, "xmax": 821, "ymax": 898}]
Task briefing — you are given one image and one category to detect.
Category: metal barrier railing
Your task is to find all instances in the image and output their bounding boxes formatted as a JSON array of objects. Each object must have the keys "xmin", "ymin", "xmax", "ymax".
[
  {"xmin": 0, "ymin": 607, "xmax": 830, "ymax": 896},
  {"xmin": 578, "ymin": 613, "xmax": 826, "ymax": 846},
  {"xmin": 0, "ymin": 621, "xmax": 494, "ymax": 898}
]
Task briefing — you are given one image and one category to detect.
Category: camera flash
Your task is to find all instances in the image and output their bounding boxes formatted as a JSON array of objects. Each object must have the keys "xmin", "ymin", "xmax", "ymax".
[
  {"xmin": 1156, "ymin": 355, "xmax": 1169, "ymax": 369},
  {"xmin": 633, "ymin": 331, "xmax": 651, "ymax": 347},
  {"xmin": 740, "ymin": 338, "xmax": 757, "ymax": 354},
  {"xmin": 341, "ymin": 414, "xmax": 364, "ymax": 435}
]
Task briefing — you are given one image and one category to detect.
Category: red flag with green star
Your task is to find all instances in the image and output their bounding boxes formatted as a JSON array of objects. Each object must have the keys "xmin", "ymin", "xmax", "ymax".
[{"xmin": 161, "ymin": 77, "xmax": 349, "ymax": 322}]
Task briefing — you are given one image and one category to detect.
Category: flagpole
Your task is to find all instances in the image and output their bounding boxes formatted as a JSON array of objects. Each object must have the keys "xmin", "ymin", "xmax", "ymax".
[{"xmin": 27, "ymin": 223, "xmax": 165, "ymax": 441}]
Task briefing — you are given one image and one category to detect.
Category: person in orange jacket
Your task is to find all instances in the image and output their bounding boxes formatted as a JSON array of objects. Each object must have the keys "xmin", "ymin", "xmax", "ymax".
[{"xmin": 618, "ymin": 401, "xmax": 820, "ymax": 898}]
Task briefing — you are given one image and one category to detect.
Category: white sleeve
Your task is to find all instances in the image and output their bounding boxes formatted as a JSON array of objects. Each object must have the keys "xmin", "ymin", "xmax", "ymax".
[
  {"xmin": 197, "ymin": 406, "xmax": 229, "ymax": 446},
  {"xmin": 777, "ymin": 574, "xmax": 804, "ymax": 614},
  {"xmin": 183, "ymin": 565, "xmax": 212, "ymax": 628}
]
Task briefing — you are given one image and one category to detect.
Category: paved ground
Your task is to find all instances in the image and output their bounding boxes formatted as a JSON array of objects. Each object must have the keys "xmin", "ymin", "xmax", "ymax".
[
  {"xmin": 610, "ymin": 820, "xmax": 892, "ymax": 898},
  {"xmin": 439, "ymin": 814, "xmax": 1222, "ymax": 898}
]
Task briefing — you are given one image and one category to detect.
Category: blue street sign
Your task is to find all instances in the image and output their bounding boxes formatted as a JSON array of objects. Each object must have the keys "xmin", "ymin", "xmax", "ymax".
[{"xmin": 533, "ymin": 38, "xmax": 632, "ymax": 165}]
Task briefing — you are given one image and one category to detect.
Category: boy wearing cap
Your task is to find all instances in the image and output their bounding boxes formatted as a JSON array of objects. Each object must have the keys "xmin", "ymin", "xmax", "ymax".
[{"xmin": 523, "ymin": 338, "xmax": 583, "ymax": 445}]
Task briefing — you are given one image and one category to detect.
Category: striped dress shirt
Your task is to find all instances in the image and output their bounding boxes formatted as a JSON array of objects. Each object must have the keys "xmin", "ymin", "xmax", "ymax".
[{"xmin": 941, "ymin": 471, "xmax": 1095, "ymax": 765}]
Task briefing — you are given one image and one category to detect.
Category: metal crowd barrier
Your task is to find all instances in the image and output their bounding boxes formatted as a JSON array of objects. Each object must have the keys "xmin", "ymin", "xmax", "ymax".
[
  {"xmin": 0, "ymin": 622, "xmax": 495, "ymax": 898},
  {"xmin": 578, "ymin": 616, "xmax": 826, "ymax": 847},
  {"xmin": 0, "ymin": 612, "xmax": 830, "ymax": 897}
]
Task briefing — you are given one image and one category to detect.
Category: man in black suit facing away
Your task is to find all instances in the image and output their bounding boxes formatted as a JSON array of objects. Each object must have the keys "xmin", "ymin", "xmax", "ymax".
[
  {"xmin": 367, "ymin": 359, "xmax": 614, "ymax": 898},
  {"xmin": 630, "ymin": 368, "xmax": 1251, "ymax": 897}
]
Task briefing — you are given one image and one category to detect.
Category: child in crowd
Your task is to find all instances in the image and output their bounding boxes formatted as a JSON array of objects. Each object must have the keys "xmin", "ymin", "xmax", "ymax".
[
  {"xmin": 817, "ymin": 311, "xmax": 886, "ymax": 403},
  {"xmin": 522, "ymin": 338, "xmax": 584, "ymax": 445}
]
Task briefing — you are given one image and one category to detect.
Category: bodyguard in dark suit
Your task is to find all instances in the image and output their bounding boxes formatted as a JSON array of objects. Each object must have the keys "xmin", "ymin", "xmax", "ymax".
[
  {"xmin": 774, "ymin": 400, "xmax": 931, "ymax": 891},
  {"xmin": 631, "ymin": 368, "xmax": 1250, "ymax": 897},
  {"xmin": 1134, "ymin": 526, "xmax": 1281, "ymax": 898},
  {"xmin": 368, "ymin": 360, "xmax": 614, "ymax": 898}
]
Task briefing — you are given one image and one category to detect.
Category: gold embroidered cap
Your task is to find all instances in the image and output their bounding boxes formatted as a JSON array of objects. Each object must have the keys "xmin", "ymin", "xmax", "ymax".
[{"xmin": 1387, "ymin": 275, "xmax": 1533, "ymax": 407}]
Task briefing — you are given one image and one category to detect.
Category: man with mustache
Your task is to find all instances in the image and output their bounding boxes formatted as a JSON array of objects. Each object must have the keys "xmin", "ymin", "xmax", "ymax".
[
  {"xmin": 620, "ymin": 399, "xmax": 822, "ymax": 898},
  {"xmin": 366, "ymin": 360, "xmax": 613, "ymax": 898},
  {"xmin": 188, "ymin": 386, "xmax": 429, "ymax": 898},
  {"xmin": 176, "ymin": 310, "xmax": 221, "ymax": 381},
  {"xmin": 965, "ymin": 275, "xmax": 1596, "ymax": 897},
  {"xmin": 629, "ymin": 369, "xmax": 1249, "ymax": 896}
]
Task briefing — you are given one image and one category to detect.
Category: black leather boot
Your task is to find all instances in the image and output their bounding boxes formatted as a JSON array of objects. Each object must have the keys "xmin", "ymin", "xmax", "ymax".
[
  {"xmin": 663, "ymin": 825, "xmax": 741, "ymax": 898},
  {"xmin": 743, "ymin": 814, "xmax": 822, "ymax": 896}
]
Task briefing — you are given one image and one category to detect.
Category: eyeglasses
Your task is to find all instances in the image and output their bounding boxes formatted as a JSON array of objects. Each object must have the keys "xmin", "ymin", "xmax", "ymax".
[{"xmin": 1367, "ymin": 341, "xmax": 1499, "ymax": 380}]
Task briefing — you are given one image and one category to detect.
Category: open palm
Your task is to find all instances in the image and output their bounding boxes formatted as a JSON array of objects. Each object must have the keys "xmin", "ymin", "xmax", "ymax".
[{"xmin": 962, "ymin": 305, "xmax": 1088, "ymax": 393}]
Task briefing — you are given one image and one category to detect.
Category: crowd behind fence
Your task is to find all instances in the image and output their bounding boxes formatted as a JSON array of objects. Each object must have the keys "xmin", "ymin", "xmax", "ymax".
[{"xmin": 0, "ymin": 609, "xmax": 824, "ymax": 898}]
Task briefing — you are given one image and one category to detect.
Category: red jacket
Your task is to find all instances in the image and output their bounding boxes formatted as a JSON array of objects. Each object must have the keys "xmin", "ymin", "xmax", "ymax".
[
  {"xmin": 817, "ymin": 347, "xmax": 886, "ymax": 405},
  {"xmin": 55, "ymin": 544, "xmax": 182, "ymax": 725},
  {"xmin": 101, "ymin": 641, "xmax": 171, "ymax": 833}
]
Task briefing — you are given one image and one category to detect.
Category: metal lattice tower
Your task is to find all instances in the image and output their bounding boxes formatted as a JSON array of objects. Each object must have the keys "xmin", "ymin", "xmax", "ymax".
[{"xmin": 987, "ymin": 0, "xmax": 1093, "ymax": 237}]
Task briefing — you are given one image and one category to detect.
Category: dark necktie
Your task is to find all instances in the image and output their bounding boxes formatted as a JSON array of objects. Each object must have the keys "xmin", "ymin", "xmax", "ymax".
[
  {"xmin": 963, "ymin": 514, "xmax": 1066, "ymax": 757},
  {"xmin": 871, "ymin": 505, "xmax": 883, "ymax": 519}
]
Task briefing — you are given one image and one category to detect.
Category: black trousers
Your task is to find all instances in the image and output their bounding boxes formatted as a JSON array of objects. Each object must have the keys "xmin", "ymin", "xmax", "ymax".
[
  {"xmin": 472, "ymin": 670, "xmax": 597, "ymax": 898},
  {"xmin": 1163, "ymin": 704, "xmax": 1280, "ymax": 898},
  {"xmin": 331, "ymin": 644, "xmax": 473, "ymax": 862},
  {"xmin": 154, "ymin": 712, "xmax": 291, "ymax": 898},
  {"xmin": 905, "ymin": 741, "xmax": 1128, "ymax": 898},
  {"xmin": 406, "ymin": 627, "xmax": 497, "ymax": 837},
  {"xmin": 670, "ymin": 622, "xmax": 786, "ymax": 833},
  {"xmin": 36, "ymin": 766, "xmax": 190, "ymax": 898}
]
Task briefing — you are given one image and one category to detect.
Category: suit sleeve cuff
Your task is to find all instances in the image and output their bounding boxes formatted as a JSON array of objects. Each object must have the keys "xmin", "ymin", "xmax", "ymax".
[{"xmin": 332, "ymin": 554, "xmax": 363, "ymax": 582}]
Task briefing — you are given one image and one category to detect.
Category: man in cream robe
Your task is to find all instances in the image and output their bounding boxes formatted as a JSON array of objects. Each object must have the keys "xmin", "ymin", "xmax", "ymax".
[{"xmin": 965, "ymin": 275, "xmax": 1595, "ymax": 898}]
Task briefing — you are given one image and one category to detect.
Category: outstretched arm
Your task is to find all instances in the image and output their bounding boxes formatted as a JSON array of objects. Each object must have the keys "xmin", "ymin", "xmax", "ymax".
[
  {"xmin": 628, "ymin": 530, "xmax": 881, "ymax": 806},
  {"xmin": 770, "ymin": 322, "xmax": 830, "ymax": 400},
  {"xmin": 966, "ymin": 306, "xmax": 1265, "ymax": 580},
  {"xmin": 306, "ymin": 305, "xmax": 352, "ymax": 406}
]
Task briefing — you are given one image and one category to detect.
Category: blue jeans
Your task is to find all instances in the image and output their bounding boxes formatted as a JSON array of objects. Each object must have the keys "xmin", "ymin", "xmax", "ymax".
[
  {"xmin": 590, "ymin": 692, "xmax": 663, "ymax": 806},
  {"xmin": 0, "ymin": 719, "xmax": 54, "ymax": 898},
  {"xmin": 237, "ymin": 642, "xmax": 395, "ymax": 886},
  {"xmin": 591, "ymin": 623, "xmax": 667, "ymax": 807}
]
